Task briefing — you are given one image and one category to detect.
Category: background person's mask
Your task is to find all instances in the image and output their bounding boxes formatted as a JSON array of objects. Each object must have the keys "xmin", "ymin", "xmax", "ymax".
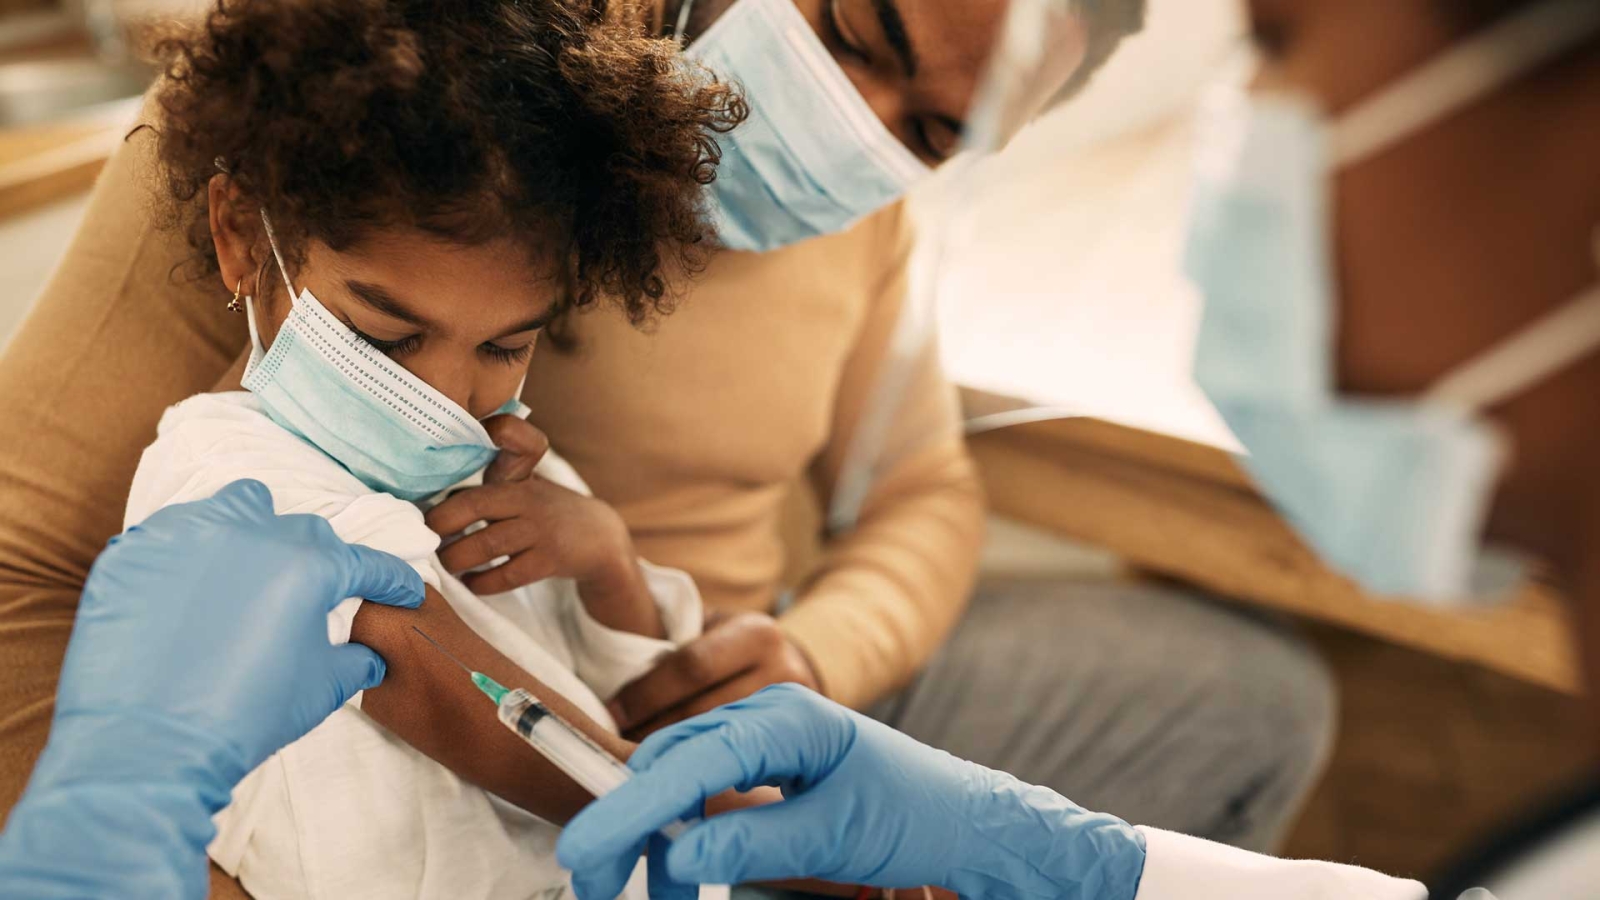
[
  {"xmin": 243, "ymin": 212, "xmax": 526, "ymax": 502},
  {"xmin": 685, "ymin": 0, "xmax": 928, "ymax": 252},
  {"xmin": 1183, "ymin": 0, "xmax": 1600, "ymax": 602}
]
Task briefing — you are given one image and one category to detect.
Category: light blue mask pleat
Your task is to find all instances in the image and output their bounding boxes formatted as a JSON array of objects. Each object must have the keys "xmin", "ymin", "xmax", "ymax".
[
  {"xmin": 243, "ymin": 290, "xmax": 514, "ymax": 502},
  {"xmin": 686, "ymin": 0, "xmax": 928, "ymax": 251}
]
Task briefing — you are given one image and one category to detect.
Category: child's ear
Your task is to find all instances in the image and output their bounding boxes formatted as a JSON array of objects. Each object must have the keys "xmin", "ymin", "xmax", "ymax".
[{"xmin": 208, "ymin": 173, "xmax": 258, "ymax": 296}]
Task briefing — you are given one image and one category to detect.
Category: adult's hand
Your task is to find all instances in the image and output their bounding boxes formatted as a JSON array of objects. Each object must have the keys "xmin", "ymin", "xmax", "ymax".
[
  {"xmin": 0, "ymin": 479, "xmax": 425, "ymax": 899},
  {"xmin": 607, "ymin": 610, "xmax": 820, "ymax": 739},
  {"xmin": 558, "ymin": 684, "xmax": 1148, "ymax": 900}
]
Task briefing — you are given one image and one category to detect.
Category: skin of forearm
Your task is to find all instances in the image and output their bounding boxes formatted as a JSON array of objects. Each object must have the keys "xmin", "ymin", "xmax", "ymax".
[
  {"xmin": 353, "ymin": 587, "xmax": 631, "ymax": 824},
  {"xmin": 352, "ymin": 589, "xmax": 932, "ymax": 900},
  {"xmin": 578, "ymin": 552, "xmax": 666, "ymax": 639}
]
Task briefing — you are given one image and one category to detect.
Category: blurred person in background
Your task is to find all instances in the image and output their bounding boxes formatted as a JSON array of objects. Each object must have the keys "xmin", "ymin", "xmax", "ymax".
[
  {"xmin": 0, "ymin": 1, "xmax": 1337, "ymax": 895},
  {"xmin": 558, "ymin": 0, "xmax": 1600, "ymax": 898}
]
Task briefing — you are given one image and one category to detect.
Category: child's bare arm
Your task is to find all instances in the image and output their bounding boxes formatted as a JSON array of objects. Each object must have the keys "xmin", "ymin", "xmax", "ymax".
[
  {"xmin": 353, "ymin": 587, "xmax": 624, "ymax": 823},
  {"xmin": 355, "ymin": 600, "xmax": 940, "ymax": 899}
]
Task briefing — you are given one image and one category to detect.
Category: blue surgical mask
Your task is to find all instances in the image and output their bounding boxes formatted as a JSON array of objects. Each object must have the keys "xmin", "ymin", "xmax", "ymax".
[
  {"xmin": 1184, "ymin": 0, "xmax": 1600, "ymax": 603},
  {"xmin": 243, "ymin": 212, "xmax": 528, "ymax": 502},
  {"xmin": 685, "ymin": 0, "xmax": 929, "ymax": 252}
]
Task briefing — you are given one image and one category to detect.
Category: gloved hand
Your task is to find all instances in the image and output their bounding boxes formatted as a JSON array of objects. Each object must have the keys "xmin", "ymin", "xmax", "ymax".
[
  {"xmin": 0, "ymin": 479, "xmax": 425, "ymax": 899},
  {"xmin": 557, "ymin": 684, "xmax": 1148, "ymax": 900}
]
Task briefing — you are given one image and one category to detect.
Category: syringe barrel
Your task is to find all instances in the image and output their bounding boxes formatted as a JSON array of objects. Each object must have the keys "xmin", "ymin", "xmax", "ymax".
[{"xmin": 495, "ymin": 689, "xmax": 633, "ymax": 798}]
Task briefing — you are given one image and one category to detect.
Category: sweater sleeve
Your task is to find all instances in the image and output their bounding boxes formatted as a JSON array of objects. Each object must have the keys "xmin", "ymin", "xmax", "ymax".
[{"xmin": 779, "ymin": 203, "xmax": 987, "ymax": 710}]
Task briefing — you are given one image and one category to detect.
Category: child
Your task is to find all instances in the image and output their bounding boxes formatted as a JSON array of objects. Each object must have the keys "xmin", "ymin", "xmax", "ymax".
[{"xmin": 124, "ymin": 0, "xmax": 744, "ymax": 897}]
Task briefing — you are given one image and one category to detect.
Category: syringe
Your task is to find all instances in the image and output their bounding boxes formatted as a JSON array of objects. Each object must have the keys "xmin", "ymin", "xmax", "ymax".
[{"xmin": 413, "ymin": 627, "xmax": 691, "ymax": 839}]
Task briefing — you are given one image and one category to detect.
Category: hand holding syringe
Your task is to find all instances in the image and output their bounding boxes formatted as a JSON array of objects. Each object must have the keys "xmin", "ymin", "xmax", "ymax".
[{"xmin": 413, "ymin": 627, "xmax": 692, "ymax": 839}]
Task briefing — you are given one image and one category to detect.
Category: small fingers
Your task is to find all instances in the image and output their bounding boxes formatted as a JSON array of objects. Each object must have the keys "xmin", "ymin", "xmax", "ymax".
[
  {"xmin": 424, "ymin": 483, "xmax": 518, "ymax": 536},
  {"xmin": 435, "ymin": 520, "xmax": 532, "ymax": 574},
  {"xmin": 483, "ymin": 416, "xmax": 549, "ymax": 484},
  {"xmin": 460, "ymin": 551, "xmax": 556, "ymax": 595}
]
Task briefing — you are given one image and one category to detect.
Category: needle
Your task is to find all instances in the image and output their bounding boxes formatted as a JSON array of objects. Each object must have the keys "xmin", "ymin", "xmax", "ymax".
[{"xmin": 412, "ymin": 626, "xmax": 473, "ymax": 675}]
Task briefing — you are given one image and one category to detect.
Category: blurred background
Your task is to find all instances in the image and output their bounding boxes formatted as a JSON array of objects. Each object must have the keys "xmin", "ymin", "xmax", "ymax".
[{"xmin": 0, "ymin": 0, "xmax": 1589, "ymax": 883}]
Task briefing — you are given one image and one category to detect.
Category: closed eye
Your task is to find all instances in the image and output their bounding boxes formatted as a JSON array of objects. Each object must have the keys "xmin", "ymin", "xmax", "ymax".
[
  {"xmin": 350, "ymin": 325, "xmax": 422, "ymax": 357},
  {"xmin": 825, "ymin": 0, "xmax": 871, "ymax": 64},
  {"xmin": 480, "ymin": 341, "xmax": 536, "ymax": 366}
]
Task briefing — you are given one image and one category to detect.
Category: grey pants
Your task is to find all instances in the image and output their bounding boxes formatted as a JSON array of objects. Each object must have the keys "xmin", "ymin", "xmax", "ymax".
[{"xmin": 871, "ymin": 579, "xmax": 1337, "ymax": 853}]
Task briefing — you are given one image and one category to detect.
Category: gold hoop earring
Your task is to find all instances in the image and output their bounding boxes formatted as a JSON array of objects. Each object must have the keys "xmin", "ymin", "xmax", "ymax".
[{"xmin": 227, "ymin": 277, "xmax": 248, "ymax": 314}]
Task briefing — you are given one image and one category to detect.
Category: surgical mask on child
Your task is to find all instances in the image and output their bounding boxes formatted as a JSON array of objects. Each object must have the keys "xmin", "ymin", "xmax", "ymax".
[
  {"xmin": 242, "ymin": 212, "xmax": 529, "ymax": 502},
  {"xmin": 685, "ymin": 0, "xmax": 928, "ymax": 252},
  {"xmin": 1183, "ymin": 0, "xmax": 1600, "ymax": 603}
]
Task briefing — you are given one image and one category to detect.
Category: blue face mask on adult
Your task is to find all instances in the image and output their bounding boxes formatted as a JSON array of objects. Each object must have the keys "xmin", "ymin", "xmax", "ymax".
[
  {"xmin": 684, "ymin": 0, "xmax": 929, "ymax": 252},
  {"xmin": 242, "ymin": 212, "xmax": 527, "ymax": 502},
  {"xmin": 1183, "ymin": 0, "xmax": 1600, "ymax": 603}
]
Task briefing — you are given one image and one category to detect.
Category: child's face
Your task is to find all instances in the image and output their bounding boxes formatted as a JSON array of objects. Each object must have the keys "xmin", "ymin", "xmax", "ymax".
[{"xmin": 251, "ymin": 229, "xmax": 558, "ymax": 420}]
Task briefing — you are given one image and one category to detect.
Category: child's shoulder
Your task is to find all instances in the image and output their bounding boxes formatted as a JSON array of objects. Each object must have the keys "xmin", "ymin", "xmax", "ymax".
[{"xmin": 126, "ymin": 391, "xmax": 383, "ymax": 528}]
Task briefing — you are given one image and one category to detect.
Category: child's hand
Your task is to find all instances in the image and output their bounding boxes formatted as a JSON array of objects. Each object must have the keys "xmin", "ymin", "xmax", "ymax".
[{"xmin": 425, "ymin": 417, "xmax": 662, "ymax": 637}]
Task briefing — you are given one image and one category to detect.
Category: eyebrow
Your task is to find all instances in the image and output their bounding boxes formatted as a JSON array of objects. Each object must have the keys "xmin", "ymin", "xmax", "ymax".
[
  {"xmin": 344, "ymin": 279, "xmax": 556, "ymax": 338},
  {"xmin": 345, "ymin": 280, "xmax": 432, "ymax": 328},
  {"xmin": 871, "ymin": 0, "xmax": 918, "ymax": 78}
]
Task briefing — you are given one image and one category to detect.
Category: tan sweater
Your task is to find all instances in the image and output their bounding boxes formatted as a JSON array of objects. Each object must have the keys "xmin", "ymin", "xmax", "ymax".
[
  {"xmin": 0, "ymin": 101, "xmax": 981, "ymax": 838},
  {"xmin": 526, "ymin": 201, "xmax": 985, "ymax": 708}
]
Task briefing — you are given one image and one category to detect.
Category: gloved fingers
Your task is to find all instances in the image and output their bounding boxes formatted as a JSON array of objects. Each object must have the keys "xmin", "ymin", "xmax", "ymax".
[
  {"xmin": 631, "ymin": 685, "xmax": 827, "ymax": 776},
  {"xmin": 629, "ymin": 704, "xmax": 752, "ymax": 770},
  {"xmin": 337, "ymin": 543, "xmax": 426, "ymax": 610},
  {"xmin": 646, "ymin": 832, "xmax": 699, "ymax": 900},
  {"xmin": 559, "ymin": 731, "xmax": 750, "ymax": 876},
  {"xmin": 323, "ymin": 644, "xmax": 389, "ymax": 708},
  {"xmin": 208, "ymin": 478, "xmax": 276, "ymax": 518},
  {"xmin": 665, "ymin": 793, "xmax": 840, "ymax": 886},
  {"xmin": 568, "ymin": 833, "xmax": 649, "ymax": 900}
]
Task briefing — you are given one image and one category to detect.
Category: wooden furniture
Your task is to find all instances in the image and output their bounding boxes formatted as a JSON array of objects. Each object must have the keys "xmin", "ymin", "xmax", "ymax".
[
  {"xmin": 966, "ymin": 410, "xmax": 1583, "ymax": 694},
  {"xmin": 0, "ymin": 94, "xmax": 134, "ymax": 219}
]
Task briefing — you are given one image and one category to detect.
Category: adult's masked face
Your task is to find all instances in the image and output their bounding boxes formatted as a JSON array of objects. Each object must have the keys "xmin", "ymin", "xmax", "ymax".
[
  {"xmin": 663, "ymin": 0, "xmax": 1088, "ymax": 250},
  {"xmin": 1229, "ymin": 0, "xmax": 1600, "ymax": 712}
]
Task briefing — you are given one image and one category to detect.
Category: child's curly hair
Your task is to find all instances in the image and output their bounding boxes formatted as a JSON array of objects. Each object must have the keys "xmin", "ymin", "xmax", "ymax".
[{"xmin": 150, "ymin": 0, "xmax": 746, "ymax": 324}]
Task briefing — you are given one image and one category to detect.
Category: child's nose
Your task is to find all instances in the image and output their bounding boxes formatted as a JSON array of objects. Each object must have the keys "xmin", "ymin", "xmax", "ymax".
[{"xmin": 398, "ymin": 350, "xmax": 476, "ymax": 414}]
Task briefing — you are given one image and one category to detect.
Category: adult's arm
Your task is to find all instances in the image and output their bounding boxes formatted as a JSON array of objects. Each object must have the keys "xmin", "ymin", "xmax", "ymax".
[
  {"xmin": 0, "ymin": 102, "xmax": 239, "ymax": 831},
  {"xmin": 0, "ymin": 481, "xmax": 425, "ymax": 899},
  {"xmin": 780, "ymin": 203, "xmax": 988, "ymax": 709},
  {"xmin": 558, "ymin": 685, "xmax": 1430, "ymax": 900}
]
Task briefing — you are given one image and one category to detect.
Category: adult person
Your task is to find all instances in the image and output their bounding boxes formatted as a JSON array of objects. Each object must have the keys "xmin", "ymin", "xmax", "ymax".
[
  {"xmin": 0, "ymin": 481, "xmax": 425, "ymax": 898},
  {"xmin": 558, "ymin": 0, "xmax": 1600, "ymax": 897},
  {"xmin": 0, "ymin": 3, "xmax": 1333, "ymax": 892}
]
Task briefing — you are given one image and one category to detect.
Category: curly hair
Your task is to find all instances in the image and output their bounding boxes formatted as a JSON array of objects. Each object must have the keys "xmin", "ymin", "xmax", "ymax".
[{"xmin": 149, "ymin": 0, "xmax": 746, "ymax": 324}]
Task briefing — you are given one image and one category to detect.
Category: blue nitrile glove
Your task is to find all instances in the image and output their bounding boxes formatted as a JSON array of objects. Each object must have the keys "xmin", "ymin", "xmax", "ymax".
[
  {"xmin": 0, "ymin": 479, "xmax": 425, "ymax": 899},
  {"xmin": 558, "ymin": 684, "xmax": 1148, "ymax": 900}
]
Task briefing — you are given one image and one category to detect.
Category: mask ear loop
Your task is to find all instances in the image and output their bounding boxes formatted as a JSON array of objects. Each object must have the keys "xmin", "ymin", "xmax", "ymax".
[
  {"xmin": 258, "ymin": 209, "xmax": 297, "ymax": 300},
  {"xmin": 1330, "ymin": 0, "xmax": 1600, "ymax": 169},
  {"xmin": 1425, "ymin": 231, "xmax": 1600, "ymax": 414}
]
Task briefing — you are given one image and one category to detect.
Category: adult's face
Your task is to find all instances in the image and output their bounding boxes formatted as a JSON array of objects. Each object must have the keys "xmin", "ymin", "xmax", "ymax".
[
  {"xmin": 677, "ymin": 0, "xmax": 1031, "ymax": 164},
  {"xmin": 1244, "ymin": 0, "xmax": 1600, "ymax": 708},
  {"xmin": 668, "ymin": 0, "xmax": 1092, "ymax": 251}
]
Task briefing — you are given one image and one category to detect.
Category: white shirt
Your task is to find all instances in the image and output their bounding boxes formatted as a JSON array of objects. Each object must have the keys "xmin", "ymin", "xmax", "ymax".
[
  {"xmin": 1133, "ymin": 828, "xmax": 1428, "ymax": 899},
  {"xmin": 125, "ymin": 392, "xmax": 703, "ymax": 900}
]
